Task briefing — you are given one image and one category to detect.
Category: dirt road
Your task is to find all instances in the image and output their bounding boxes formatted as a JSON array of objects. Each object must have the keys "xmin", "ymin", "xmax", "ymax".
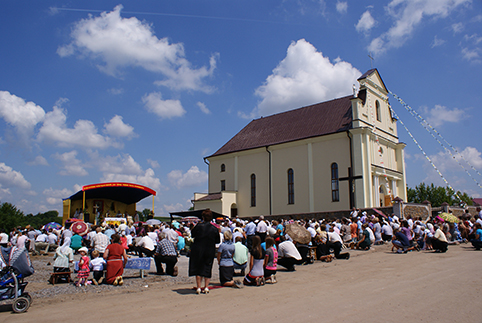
[{"xmin": 1, "ymin": 244, "xmax": 480, "ymax": 323}]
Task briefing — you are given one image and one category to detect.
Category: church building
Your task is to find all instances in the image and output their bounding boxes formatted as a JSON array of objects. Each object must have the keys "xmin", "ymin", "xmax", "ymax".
[{"xmin": 193, "ymin": 69, "xmax": 407, "ymax": 218}]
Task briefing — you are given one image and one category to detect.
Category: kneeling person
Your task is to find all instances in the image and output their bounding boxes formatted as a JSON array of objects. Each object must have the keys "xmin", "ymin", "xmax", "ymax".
[{"xmin": 154, "ymin": 232, "xmax": 178, "ymax": 276}]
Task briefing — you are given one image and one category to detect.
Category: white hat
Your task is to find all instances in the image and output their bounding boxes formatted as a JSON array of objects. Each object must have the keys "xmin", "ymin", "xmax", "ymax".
[{"xmin": 78, "ymin": 247, "xmax": 88, "ymax": 254}]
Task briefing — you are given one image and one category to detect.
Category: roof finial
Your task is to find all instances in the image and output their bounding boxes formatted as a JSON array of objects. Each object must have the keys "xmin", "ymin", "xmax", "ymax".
[
  {"xmin": 353, "ymin": 84, "xmax": 357, "ymax": 98},
  {"xmin": 368, "ymin": 52, "xmax": 374, "ymax": 69}
]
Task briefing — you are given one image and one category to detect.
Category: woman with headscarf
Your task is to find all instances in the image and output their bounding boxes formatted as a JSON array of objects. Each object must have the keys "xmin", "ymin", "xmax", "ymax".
[
  {"xmin": 53, "ymin": 237, "xmax": 74, "ymax": 279},
  {"xmin": 189, "ymin": 209, "xmax": 220, "ymax": 294},
  {"xmin": 104, "ymin": 233, "xmax": 128, "ymax": 285}
]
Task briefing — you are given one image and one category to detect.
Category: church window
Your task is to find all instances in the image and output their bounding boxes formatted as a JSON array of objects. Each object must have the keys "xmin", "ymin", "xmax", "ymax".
[
  {"xmin": 250, "ymin": 174, "xmax": 256, "ymax": 207},
  {"xmin": 221, "ymin": 164, "xmax": 225, "ymax": 172},
  {"xmin": 221, "ymin": 180, "xmax": 225, "ymax": 191},
  {"xmin": 375, "ymin": 100, "xmax": 381, "ymax": 122},
  {"xmin": 331, "ymin": 163, "xmax": 339, "ymax": 202},
  {"xmin": 288, "ymin": 168, "xmax": 294, "ymax": 204}
]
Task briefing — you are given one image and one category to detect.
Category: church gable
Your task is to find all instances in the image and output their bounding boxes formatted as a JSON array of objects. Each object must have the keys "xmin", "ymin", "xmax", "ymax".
[
  {"xmin": 357, "ymin": 68, "xmax": 388, "ymax": 93},
  {"xmin": 210, "ymin": 96, "xmax": 353, "ymax": 158}
]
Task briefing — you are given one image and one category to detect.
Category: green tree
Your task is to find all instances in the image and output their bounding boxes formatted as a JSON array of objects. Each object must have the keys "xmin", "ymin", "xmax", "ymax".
[
  {"xmin": 24, "ymin": 210, "xmax": 62, "ymax": 229},
  {"xmin": 0, "ymin": 202, "xmax": 26, "ymax": 231},
  {"xmin": 141, "ymin": 208, "xmax": 152, "ymax": 221},
  {"xmin": 407, "ymin": 183, "xmax": 473, "ymax": 207}
]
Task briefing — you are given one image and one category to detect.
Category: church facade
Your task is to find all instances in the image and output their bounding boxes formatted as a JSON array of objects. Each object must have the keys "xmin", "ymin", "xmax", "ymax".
[{"xmin": 193, "ymin": 69, "xmax": 407, "ymax": 218}]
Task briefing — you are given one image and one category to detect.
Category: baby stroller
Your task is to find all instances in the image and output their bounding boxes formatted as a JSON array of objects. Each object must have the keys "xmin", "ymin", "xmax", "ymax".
[{"xmin": 0, "ymin": 246, "xmax": 34, "ymax": 313}]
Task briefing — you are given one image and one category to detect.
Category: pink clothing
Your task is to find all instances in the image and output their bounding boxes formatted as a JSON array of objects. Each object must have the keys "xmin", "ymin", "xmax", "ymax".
[{"xmin": 77, "ymin": 256, "xmax": 90, "ymax": 279}]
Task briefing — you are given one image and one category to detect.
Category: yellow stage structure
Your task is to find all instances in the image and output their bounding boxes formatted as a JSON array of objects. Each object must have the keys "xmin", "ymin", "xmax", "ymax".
[{"xmin": 62, "ymin": 182, "xmax": 156, "ymax": 224}]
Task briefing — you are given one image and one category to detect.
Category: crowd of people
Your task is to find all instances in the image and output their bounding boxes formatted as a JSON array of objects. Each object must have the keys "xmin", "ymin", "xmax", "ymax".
[{"xmin": 1, "ymin": 206, "xmax": 481, "ymax": 291}]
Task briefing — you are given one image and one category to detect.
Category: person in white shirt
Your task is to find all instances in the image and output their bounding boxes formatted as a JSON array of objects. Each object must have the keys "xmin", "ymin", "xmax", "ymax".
[
  {"xmin": 432, "ymin": 225, "xmax": 448, "ymax": 253},
  {"xmin": 147, "ymin": 227, "xmax": 158, "ymax": 244},
  {"xmin": 256, "ymin": 215, "xmax": 268, "ymax": 242},
  {"xmin": 164, "ymin": 225, "xmax": 179, "ymax": 246},
  {"xmin": 277, "ymin": 237, "xmax": 302, "ymax": 271},
  {"xmin": 92, "ymin": 227, "xmax": 109, "ymax": 256},
  {"xmin": 0, "ymin": 229, "xmax": 9, "ymax": 247},
  {"xmin": 137, "ymin": 232, "xmax": 155, "ymax": 257},
  {"xmin": 34, "ymin": 230, "xmax": 50, "ymax": 254},
  {"xmin": 118, "ymin": 222, "xmax": 127, "ymax": 235},
  {"xmin": 381, "ymin": 221, "xmax": 394, "ymax": 242},
  {"xmin": 326, "ymin": 228, "xmax": 350, "ymax": 260},
  {"xmin": 48, "ymin": 231, "xmax": 58, "ymax": 245}
]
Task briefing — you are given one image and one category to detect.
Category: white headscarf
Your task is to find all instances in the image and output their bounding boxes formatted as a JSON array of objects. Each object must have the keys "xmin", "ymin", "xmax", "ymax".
[{"xmin": 60, "ymin": 237, "xmax": 71, "ymax": 254}]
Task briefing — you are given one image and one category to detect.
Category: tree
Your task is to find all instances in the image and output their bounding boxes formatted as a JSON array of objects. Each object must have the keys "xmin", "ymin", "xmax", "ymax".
[
  {"xmin": 24, "ymin": 210, "xmax": 62, "ymax": 229},
  {"xmin": 141, "ymin": 208, "xmax": 152, "ymax": 222},
  {"xmin": 0, "ymin": 202, "xmax": 26, "ymax": 231},
  {"xmin": 407, "ymin": 183, "xmax": 473, "ymax": 207}
]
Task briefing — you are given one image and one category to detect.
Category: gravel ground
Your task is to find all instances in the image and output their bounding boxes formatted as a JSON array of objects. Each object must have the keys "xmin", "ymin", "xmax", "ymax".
[{"xmin": 24, "ymin": 251, "xmax": 198, "ymax": 301}]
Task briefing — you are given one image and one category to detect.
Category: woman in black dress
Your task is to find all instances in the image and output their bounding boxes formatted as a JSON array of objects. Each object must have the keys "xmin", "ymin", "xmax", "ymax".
[{"xmin": 188, "ymin": 209, "xmax": 220, "ymax": 294}]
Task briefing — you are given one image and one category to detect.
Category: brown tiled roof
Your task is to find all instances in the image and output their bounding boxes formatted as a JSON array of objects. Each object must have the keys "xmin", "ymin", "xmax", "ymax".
[
  {"xmin": 210, "ymin": 95, "xmax": 353, "ymax": 157},
  {"xmin": 195, "ymin": 193, "xmax": 222, "ymax": 201}
]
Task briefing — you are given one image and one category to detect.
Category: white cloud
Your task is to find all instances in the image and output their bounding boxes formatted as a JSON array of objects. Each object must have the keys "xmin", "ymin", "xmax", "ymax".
[
  {"xmin": 108, "ymin": 88, "xmax": 124, "ymax": 95},
  {"xmin": 104, "ymin": 115, "xmax": 136, "ymax": 138},
  {"xmin": 142, "ymin": 92, "xmax": 186, "ymax": 119},
  {"xmin": 43, "ymin": 187, "xmax": 74, "ymax": 205},
  {"xmin": 167, "ymin": 166, "xmax": 207, "ymax": 189},
  {"xmin": 336, "ymin": 1, "xmax": 348, "ymax": 14},
  {"xmin": 147, "ymin": 159, "xmax": 160, "ymax": 169},
  {"xmin": 197, "ymin": 102, "xmax": 211, "ymax": 114},
  {"xmin": 460, "ymin": 33, "xmax": 482, "ymax": 63},
  {"xmin": 420, "ymin": 104, "xmax": 466, "ymax": 127},
  {"xmin": 37, "ymin": 105, "xmax": 117, "ymax": 149},
  {"xmin": 472, "ymin": 15, "xmax": 482, "ymax": 23},
  {"xmin": 0, "ymin": 162, "xmax": 31, "ymax": 190},
  {"xmin": 455, "ymin": 147, "xmax": 482, "ymax": 169},
  {"xmin": 58, "ymin": 5, "xmax": 217, "ymax": 93},
  {"xmin": 249, "ymin": 39, "xmax": 361, "ymax": 117},
  {"xmin": 101, "ymin": 168, "xmax": 162, "ymax": 192},
  {"xmin": 425, "ymin": 147, "xmax": 482, "ymax": 191},
  {"xmin": 96, "ymin": 153, "xmax": 162, "ymax": 191},
  {"xmin": 356, "ymin": 10, "xmax": 376, "ymax": 34},
  {"xmin": 97, "ymin": 153, "xmax": 143, "ymax": 175},
  {"xmin": 463, "ymin": 33, "xmax": 482, "ymax": 45},
  {"xmin": 27, "ymin": 155, "xmax": 49, "ymax": 166},
  {"xmin": 368, "ymin": 0, "xmax": 471, "ymax": 55},
  {"xmin": 0, "ymin": 91, "xmax": 45, "ymax": 143},
  {"xmin": 461, "ymin": 47, "xmax": 481, "ymax": 62},
  {"xmin": 431, "ymin": 35, "xmax": 446, "ymax": 48},
  {"xmin": 53, "ymin": 150, "xmax": 88, "ymax": 176},
  {"xmin": 48, "ymin": 7, "xmax": 60, "ymax": 16},
  {"xmin": 163, "ymin": 202, "xmax": 190, "ymax": 213},
  {"xmin": 451, "ymin": 22, "xmax": 464, "ymax": 34}
]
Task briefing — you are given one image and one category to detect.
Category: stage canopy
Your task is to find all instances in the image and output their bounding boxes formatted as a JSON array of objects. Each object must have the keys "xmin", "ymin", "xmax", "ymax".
[{"xmin": 68, "ymin": 182, "xmax": 156, "ymax": 205}]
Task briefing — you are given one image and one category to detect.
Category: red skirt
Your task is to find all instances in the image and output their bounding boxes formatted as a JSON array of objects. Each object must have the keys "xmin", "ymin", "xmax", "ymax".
[{"xmin": 105, "ymin": 259, "xmax": 124, "ymax": 284}]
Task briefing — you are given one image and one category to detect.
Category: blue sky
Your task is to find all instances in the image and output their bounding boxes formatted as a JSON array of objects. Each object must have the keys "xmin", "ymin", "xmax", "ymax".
[{"xmin": 0, "ymin": 1, "xmax": 481, "ymax": 215}]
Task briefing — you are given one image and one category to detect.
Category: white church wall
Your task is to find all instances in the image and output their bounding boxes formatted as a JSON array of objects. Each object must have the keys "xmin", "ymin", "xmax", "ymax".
[
  {"xmin": 236, "ymin": 149, "xmax": 270, "ymax": 217},
  {"xmin": 312, "ymin": 134, "xmax": 351, "ymax": 211},
  {"xmin": 208, "ymin": 156, "xmax": 236, "ymax": 192},
  {"xmin": 270, "ymin": 143, "xmax": 310, "ymax": 214}
]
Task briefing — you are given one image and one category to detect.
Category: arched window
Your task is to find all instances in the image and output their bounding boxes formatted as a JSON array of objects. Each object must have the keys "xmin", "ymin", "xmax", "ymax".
[
  {"xmin": 287, "ymin": 168, "xmax": 294, "ymax": 204},
  {"xmin": 375, "ymin": 100, "xmax": 381, "ymax": 122},
  {"xmin": 221, "ymin": 164, "xmax": 225, "ymax": 172},
  {"xmin": 250, "ymin": 174, "xmax": 256, "ymax": 207},
  {"xmin": 331, "ymin": 163, "xmax": 339, "ymax": 202}
]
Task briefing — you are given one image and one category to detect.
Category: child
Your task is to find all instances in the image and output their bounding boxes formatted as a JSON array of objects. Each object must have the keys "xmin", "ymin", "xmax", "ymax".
[
  {"xmin": 263, "ymin": 237, "xmax": 277, "ymax": 284},
  {"xmin": 76, "ymin": 247, "xmax": 90, "ymax": 286},
  {"xmin": 243, "ymin": 236, "xmax": 265, "ymax": 286},
  {"xmin": 90, "ymin": 250, "xmax": 106, "ymax": 285}
]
